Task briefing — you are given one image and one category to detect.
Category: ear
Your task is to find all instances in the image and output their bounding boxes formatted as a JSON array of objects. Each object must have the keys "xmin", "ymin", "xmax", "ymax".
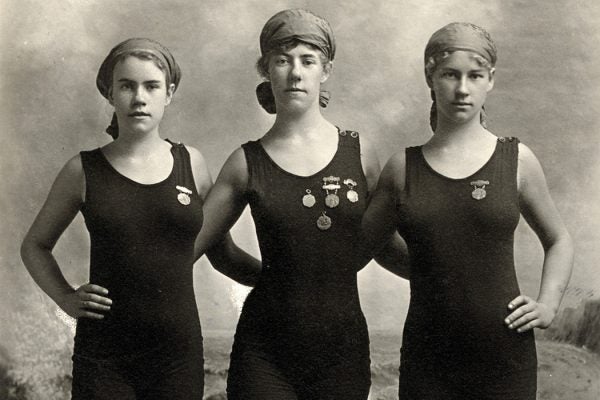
[
  {"xmin": 487, "ymin": 68, "xmax": 495, "ymax": 92},
  {"xmin": 165, "ymin": 83, "xmax": 175, "ymax": 106},
  {"xmin": 320, "ymin": 61, "xmax": 333, "ymax": 83},
  {"xmin": 107, "ymin": 88, "xmax": 114, "ymax": 106},
  {"xmin": 426, "ymin": 73, "xmax": 434, "ymax": 89}
]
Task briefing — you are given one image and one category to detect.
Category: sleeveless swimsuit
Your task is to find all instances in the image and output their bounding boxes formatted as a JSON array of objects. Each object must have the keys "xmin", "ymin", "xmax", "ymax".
[
  {"xmin": 397, "ymin": 137, "xmax": 537, "ymax": 400},
  {"xmin": 72, "ymin": 141, "xmax": 204, "ymax": 399},
  {"xmin": 227, "ymin": 130, "xmax": 371, "ymax": 399}
]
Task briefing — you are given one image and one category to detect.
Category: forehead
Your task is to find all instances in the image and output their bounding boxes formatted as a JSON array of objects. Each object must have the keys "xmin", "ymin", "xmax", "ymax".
[
  {"xmin": 437, "ymin": 50, "xmax": 488, "ymax": 70},
  {"xmin": 274, "ymin": 42, "xmax": 322, "ymax": 57},
  {"xmin": 112, "ymin": 55, "xmax": 166, "ymax": 81}
]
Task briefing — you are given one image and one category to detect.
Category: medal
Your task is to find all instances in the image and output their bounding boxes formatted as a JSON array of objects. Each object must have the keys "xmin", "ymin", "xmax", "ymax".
[
  {"xmin": 325, "ymin": 193, "xmax": 339, "ymax": 208},
  {"xmin": 322, "ymin": 176, "xmax": 340, "ymax": 208},
  {"xmin": 176, "ymin": 185, "xmax": 192, "ymax": 205},
  {"xmin": 302, "ymin": 189, "xmax": 316, "ymax": 208},
  {"xmin": 343, "ymin": 178, "xmax": 359, "ymax": 203},
  {"xmin": 470, "ymin": 180, "xmax": 489, "ymax": 200},
  {"xmin": 317, "ymin": 212, "xmax": 332, "ymax": 230}
]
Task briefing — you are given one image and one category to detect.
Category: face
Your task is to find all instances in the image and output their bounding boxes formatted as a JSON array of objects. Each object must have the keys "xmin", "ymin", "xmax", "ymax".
[
  {"xmin": 430, "ymin": 50, "xmax": 494, "ymax": 127},
  {"xmin": 267, "ymin": 43, "xmax": 331, "ymax": 113},
  {"xmin": 109, "ymin": 56, "xmax": 174, "ymax": 136}
]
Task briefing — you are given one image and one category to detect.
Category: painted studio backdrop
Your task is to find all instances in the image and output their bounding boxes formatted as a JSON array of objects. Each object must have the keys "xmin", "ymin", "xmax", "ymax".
[{"xmin": 1, "ymin": 0, "xmax": 599, "ymax": 398}]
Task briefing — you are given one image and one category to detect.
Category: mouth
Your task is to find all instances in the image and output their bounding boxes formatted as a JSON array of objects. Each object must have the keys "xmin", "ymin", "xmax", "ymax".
[
  {"xmin": 285, "ymin": 88, "xmax": 306, "ymax": 93},
  {"xmin": 452, "ymin": 102, "xmax": 472, "ymax": 107},
  {"xmin": 128, "ymin": 111, "xmax": 151, "ymax": 117}
]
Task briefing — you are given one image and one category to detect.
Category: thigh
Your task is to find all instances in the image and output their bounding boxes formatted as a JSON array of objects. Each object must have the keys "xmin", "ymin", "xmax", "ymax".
[
  {"xmin": 302, "ymin": 359, "xmax": 371, "ymax": 400},
  {"xmin": 71, "ymin": 355, "xmax": 136, "ymax": 400},
  {"xmin": 227, "ymin": 347, "xmax": 298, "ymax": 400},
  {"xmin": 398, "ymin": 353, "xmax": 455, "ymax": 400},
  {"xmin": 142, "ymin": 352, "xmax": 205, "ymax": 400}
]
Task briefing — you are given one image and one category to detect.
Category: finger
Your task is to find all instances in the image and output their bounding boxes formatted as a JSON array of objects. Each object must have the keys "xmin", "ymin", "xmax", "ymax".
[
  {"xmin": 508, "ymin": 310, "xmax": 539, "ymax": 329},
  {"xmin": 507, "ymin": 295, "xmax": 531, "ymax": 310},
  {"xmin": 81, "ymin": 284, "xmax": 109, "ymax": 295},
  {"xmin": 83, "ymin": 293, "xmax": 113, "ymax": 306},
  {"xmin": 78, "ymin": 310, "xmax": 105, "ymax": 319},
  {"xmin": 505, "ymin": 303, "xmax": 536, "ymax": 324},
  {"xmin": 81, "ymin": 300, "xmax": 111, "ymax": 311},
  {"xmin": 516, "ymin": 319, "xmax": 540, "ymax": 333}
]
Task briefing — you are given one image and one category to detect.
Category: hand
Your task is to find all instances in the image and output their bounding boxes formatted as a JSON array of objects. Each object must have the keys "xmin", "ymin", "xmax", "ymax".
[
  {"xmin": 504, "ymin": 295, "xmax": 555, "ymax": 333},
  {"xmin": 56, "ymin": 283, "xmax": 112, "ymax": 319}
]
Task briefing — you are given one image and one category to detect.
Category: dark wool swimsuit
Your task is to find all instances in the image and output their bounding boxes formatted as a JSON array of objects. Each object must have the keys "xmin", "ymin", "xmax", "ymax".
[
  {"xmin": 72, "ymin": 141, "xmax": 204, "ymax": 399},
  {"xmin": 227, "ymin": 130, "xmax": 371, "ymax": 400},
  {"xmin": 397, "ymin": 137, "xmax": 537, "ymax": 400}
]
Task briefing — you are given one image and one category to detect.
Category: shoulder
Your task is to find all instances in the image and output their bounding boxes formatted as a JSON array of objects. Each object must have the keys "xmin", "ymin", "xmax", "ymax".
[
  {"xmin": 183, "ymin": 145, "xmax": 213, "ymax": 197},
  {"xmin": 62, "ymin": 153, "xmax": 85, "ymax": 181},
  {"xmin": 185, "ymin": 145, "xmax": 209, "ymax": 171},
  {"xmin": 355, "ymin": 133, "xmax": 382, "ymax": 190},
  {"xmin": 380, "ymin": 150, "xmax": 407, "ymax": 192},
  {"xmin": 517, "ymin": 142, "xmax": 547, "ymax": 191},
  {"xmin": 215, "ymin": 146, "xmax": 249, "ymax": 190},
  {"xmin": 51, "ymin": 153, "xmax": 85, "ymax": 203}
]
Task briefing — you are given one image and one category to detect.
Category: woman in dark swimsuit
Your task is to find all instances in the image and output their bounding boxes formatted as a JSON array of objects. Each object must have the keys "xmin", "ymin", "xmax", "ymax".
[
  {"xmin": 20, "ymin": 38, "xmax": 258, "ymax": 399},
  {"xmin": 363, "ymin": 22, "xmax": 574, "ymax": 399},
  {"xmin": 193, "ymin": 9, "xmax": 406, "ymax": 399}
]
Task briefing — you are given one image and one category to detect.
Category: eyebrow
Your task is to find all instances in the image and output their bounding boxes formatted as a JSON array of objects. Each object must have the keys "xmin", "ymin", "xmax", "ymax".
[
  {"xmin": 278, "ymin": 51, "xmax": 318, "ymax": 58},
  {"xmin": 440, "ymin": 67, "xmax": 486, "ymax": 72},
  {"xmin": 117, "ymin": 78, "xmax": 163, "ymax": 84}
]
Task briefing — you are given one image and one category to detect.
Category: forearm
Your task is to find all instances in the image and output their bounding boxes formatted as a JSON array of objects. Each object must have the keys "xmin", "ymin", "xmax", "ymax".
[
  {"xmin": 20, "ymin": 241, "xmax": 75, "ymax": 304},
  {"xmin": 206, "ymin": 238, "xmax": 262, "ymax": 287},
  {"xmin": 536, "ymin": 234, "xmax": 574, "ymax": 313},
  {"xmin": 373, "ymin": 233, "xmax": 410, "ymax": 280}
]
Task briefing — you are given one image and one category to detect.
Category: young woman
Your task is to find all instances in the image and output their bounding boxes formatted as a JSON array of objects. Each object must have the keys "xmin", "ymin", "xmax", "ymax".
[
  {"xmin": 193, "ymin": 9, "xmax": 408, "ymax": 399},
  {"xmin": 20, "ymin": 38, "xmax": 258, "ymax": 399},
  {"xmin": 363, "ymin": 22, "xmax": 574, "ymax": 399}
]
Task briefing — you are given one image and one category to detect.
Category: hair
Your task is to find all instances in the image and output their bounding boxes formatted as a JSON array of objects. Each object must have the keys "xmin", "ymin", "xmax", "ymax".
[
  {"xmin": 425, "ymin": 50, "xmax": 495, "ymax": 132},
  {"xmin": 105, "ymin": 51, "xmax": 171, "ymax": 139}
]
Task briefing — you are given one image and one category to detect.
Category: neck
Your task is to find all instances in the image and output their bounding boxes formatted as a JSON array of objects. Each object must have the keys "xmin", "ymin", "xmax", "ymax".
[
  {"xmin": 269, "ymin": 105, "xmax": 330, "ymax": 139},
  {"xmin": 430, "ymin": 112, "xmax": 491, "ymax": 147},
  {"xmin": 111, "ymin": 128, "xmax": 166, "ymax": 156}
]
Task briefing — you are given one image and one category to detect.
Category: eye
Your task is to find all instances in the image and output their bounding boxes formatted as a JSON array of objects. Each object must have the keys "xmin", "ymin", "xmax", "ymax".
[
  {"xmin": 274, "ymin": 57, "xmax": 288, "ymax": 65},
  {"xmin": 441, "ymin": 71, "xmax": 458, "ymax": 79},
  {"xmin": 470, "ymin": 73, "xmax": 485, "ymax": 79},
  {"xmin": 120, "ymin": 82, "xmax": 133, "ymax": 90},
  {"xmin": 146, "ymin": 83, "xmax": 161, "ymax": 90},
  {"xmin": 303, "ymin": 58, "xmax": 317, "ymax": 66}
]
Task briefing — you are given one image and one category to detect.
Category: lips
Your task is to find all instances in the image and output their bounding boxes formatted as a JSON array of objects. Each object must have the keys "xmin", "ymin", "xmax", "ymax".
[
  {"xmin": 452, "ymin": 102, "xmax": 472, "ymax": 107},
  {"xmin": 128, "ymin": 111, "xmax": 151, "ymax": 117},
  {"xmin": 285, "ymin": 88, "xmax": 306, "ymax": 93}
]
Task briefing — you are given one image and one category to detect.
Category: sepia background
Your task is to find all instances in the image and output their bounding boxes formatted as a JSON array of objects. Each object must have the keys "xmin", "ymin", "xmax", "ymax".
[{"xmin": 1, "ymin": 0, "xmax": 599, "ymax": 398}]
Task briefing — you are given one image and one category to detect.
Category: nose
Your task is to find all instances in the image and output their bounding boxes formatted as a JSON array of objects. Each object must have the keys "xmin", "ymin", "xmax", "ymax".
[
  {"xmin": 132, "ymin": 86, "xmax": 147, "ymax": 105},
  {"xmin": 456, "ymin": 76, "xmax": 469, "ymax": 96},
  {"xmin": 289, "ymin": 59, "xmax": 302, "ymax": 82}
]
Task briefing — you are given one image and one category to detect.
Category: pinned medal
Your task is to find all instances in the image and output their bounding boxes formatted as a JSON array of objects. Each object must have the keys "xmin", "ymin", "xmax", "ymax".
[
  {"xmin": 470, "ymin": 180, "xmax": 489, "ymax": 200},
  {"xmin": 176, "ymin": 185, "xmax": 192, "ymax": 205},
  {"xmin": 317, "ymin": 212, "xmax": 332, "ymax": 230},
  {"xmin": 344, "ymin": 178, "xmax": 359, "ymax": 203},
  {"xmin": 302, "ymin": 189, "xmax": 316, "ymax": 208},
  {"xmin": 322, "ymin": 176, "xmax": 341, "ymax": 208}
]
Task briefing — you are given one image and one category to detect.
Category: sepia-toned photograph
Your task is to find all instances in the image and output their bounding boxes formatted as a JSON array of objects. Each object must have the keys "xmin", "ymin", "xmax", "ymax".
[{"xmin": 1, "ymin": 0, "xmax": 598, "ymax": 399}]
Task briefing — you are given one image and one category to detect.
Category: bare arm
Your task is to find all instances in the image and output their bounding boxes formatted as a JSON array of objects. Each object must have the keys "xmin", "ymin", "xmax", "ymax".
[
  {"xmin": 190, "ymin": 147, "xmax": 262, "ymax": 286},
  {"xmin": 505, "ymin": 143, "xmax": 574, "ymax": 332},
  {"xmin": 361, "ymin": 141, "xmax": 410, "ymax": 279},
  {"xmin": 20, "ymin": 155, "xmax": 112, "ymax": 319}
]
